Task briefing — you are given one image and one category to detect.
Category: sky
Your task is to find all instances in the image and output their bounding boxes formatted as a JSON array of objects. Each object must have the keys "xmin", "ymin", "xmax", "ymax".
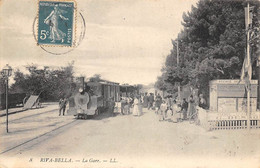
[{"xmin": 0, "ymin": 0, "xmax": 198, "ymax": 85}]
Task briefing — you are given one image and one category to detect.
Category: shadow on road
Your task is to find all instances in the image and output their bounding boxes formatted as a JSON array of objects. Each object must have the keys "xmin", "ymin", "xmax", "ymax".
[
  {"xmin": 92, "ymin": 112, "xmax": 119, "ymax": 120},
  {"xmin": 74, "ymin": 108, "xmax": 150, "ymax": 121}
]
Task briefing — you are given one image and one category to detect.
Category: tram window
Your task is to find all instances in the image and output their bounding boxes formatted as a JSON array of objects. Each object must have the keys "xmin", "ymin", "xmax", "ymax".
[
  {"xmin": 108, "ymin": 86, "xmax": 111, "ymax": 98},
  {"xmin": 101, "ymin": 85, "xmax": 104, "ymax": 96}
]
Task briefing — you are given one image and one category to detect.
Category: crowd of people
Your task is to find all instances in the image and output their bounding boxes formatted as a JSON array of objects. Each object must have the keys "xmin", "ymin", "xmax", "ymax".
[
  {"xmin": 155, "ymin": 93, "xmax": 207, "ymax": 122},
  {"xmin": 113, "ymin": 92, "xmax": 207, "ymax": 122},
  {"xmin": 118, "ymin": 95, "xmax": 143, "ymax": 116},
  {"xmin": 111, "ymin": 93, "xmax": 153, "ymax": 117}
]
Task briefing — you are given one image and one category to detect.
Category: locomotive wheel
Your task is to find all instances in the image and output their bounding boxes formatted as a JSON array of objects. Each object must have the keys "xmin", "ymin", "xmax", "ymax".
[
  {"xmin": 78, "ymin": 114, "xmax": 83, "ymax": 119},
  {"xmin": 74, "ymin": 115, "xmax": 77, "ymax": 119},
  {"xmin": 84, "ymin": 114, "xmax": 88, "ymax": 120},
  {"xmin": 95, "ymin": 109, "xmax": 99, "ymax": 115}
]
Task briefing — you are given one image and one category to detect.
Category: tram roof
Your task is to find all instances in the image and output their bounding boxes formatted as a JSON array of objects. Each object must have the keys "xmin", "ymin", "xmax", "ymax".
[
  {"xmin": 210, "ymin": 79, "xmax": 257, "ymax": 85},
  {"xmin": 120, "ymin": 84, "xmax": 134, "ymax": 88},
  {"xmin": 87, "ymin": 79, "xmax": 120, "ymax": 86}
]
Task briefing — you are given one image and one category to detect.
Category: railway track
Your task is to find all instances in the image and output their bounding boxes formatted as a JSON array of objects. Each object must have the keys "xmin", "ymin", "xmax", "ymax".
[
  {"xmin": 0, "ymin": 108, "xmax": 59, "ymax": 124},
  {"xmin": 0, "ymin": 119, "xmax": 78, "ymax": 155}
]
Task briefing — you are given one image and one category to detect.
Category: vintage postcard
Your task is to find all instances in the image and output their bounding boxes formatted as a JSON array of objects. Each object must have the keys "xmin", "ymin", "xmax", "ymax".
[{"xmin": 0, "ymin": 0, "xmax": 260, "ymax": 168}]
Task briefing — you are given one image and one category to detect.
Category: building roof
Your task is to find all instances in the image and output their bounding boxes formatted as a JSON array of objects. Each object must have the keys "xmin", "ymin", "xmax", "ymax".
[{"xmin": 210, "ymin": 79, "xmax": 257, "ymax": 85}]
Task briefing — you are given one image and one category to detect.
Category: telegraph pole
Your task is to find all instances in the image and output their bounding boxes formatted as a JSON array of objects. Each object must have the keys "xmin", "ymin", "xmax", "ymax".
[
  {"xmin": 246, "ymin": 2, "xmax": 251, "ymax": 130},
  {"xmin": 256, "ymin": 49, "xmax": 260, "ymax": 110},
  {"xmin": 177, "ymin": 36, "xmax": 179, "ymax": 66},
  {"xmin": 177, "ymin": 36, "xmax": 181, "ymax": 101}
]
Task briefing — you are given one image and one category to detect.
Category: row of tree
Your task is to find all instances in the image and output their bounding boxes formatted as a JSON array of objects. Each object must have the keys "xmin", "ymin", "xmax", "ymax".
[
  {"xmin": 155, "ymin": 0, "xmax": 260, "ymax": 99},
  {"xmin": 0, "ymin": 63, "xmax": 143, "ymax": 102},
  {"xmin": 0, "ymin": 62, "xmax": 78, "ymax": 101}
]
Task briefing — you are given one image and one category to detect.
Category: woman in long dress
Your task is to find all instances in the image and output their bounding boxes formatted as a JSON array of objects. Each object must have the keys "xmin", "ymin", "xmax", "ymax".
[
  {"xmin": 133, "ymin": 96, "xmax": 142, "ymax": 116},
  {"xmin": 187, "ymin": 95, "xmax": 196, "ymax": 118},
  {"xmin": 171, "ymin": 100, "xmax": 178, "ymax": 123}
]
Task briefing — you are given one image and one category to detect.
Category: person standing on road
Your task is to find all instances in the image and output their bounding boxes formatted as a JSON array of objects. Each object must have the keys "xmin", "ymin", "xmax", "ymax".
[
  {"xmin": 143, "ymin": 92, "xmax": 149, "ymax": 108},
  {"xmin": 133, "ymin": 96, "xmax": 142, "ymax": 116},
  {"xmin": 181, "ymin": 98, "xmax": 188, "ymax": 120},
  {"xmin": 141, "ymin": 93, "xmax": 144, "ymax": 104},
  {"xmin": 159, "ymin": 100, "xmax": 167, "ymax": 121},
  {"xmin": 109, "ymin": 97, "xmax": 115, "ymax": 116},
  {"xmin": 148, "ymin": 93, "xmax": 154, "ymax": 110},
  {"xmin": 166, "ymin": 95, "xmax": 173, "ymax": 110},
  {"xmin": 166, "ymin": 96, "xmax": 173, "ymax": 120},
  {"xmin": 59, "ymin": 97, "xmax": 67, "ymax": 116},
  {"xmin": 171, "ymin": 100, "xmax": 178, "ymax": 123},
  {"xmin": 127, "ymin": 96, "xmax": 133, "ymax": 114},
  {"xmin": 198, "ymin": 94, "xmax": 207, "ymax": 109},
  {"xmin": 155, "ymin": 94, "xmax": 162, "ymax": 114},
  {"xmin": 124, "ymin": 96, "xmax": 131, "ymax": 115},
  {"xmin": 138, "ymin": 96, "xmax": 143, "ymax": 115},
  {"xmin": 120, "ymin": 97, "xmax": 126, "ymax": 115},
  {"xmin": 187, "ymin": 95, "xmax": 195, "ymax": 119}
]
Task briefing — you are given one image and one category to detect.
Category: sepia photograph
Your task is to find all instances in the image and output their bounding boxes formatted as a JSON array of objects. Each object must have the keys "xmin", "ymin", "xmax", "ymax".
[{"xmin": 0, "ymin": 0, "xmax": 260, "ymax": 167}]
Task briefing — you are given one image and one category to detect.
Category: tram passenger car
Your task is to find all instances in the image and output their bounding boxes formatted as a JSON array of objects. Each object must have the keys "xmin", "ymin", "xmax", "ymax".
[{"xmin": 67, "ymin": 80, "xmax": 120, "ymax": 119}]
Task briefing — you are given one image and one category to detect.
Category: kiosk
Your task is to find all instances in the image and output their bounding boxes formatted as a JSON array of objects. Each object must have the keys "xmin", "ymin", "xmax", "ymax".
[
  {"xmin": 209, "ymin": 80, "xmax": 257, "ymax": 113},
  {"xmin": 198, "ymin": 79, "xmax": 260, "ymax": 130}
]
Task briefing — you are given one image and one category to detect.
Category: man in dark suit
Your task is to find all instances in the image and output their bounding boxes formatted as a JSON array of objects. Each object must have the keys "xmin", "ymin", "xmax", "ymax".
[
  {"xmin": 120, "ymin": 97, "xmax": 126, "ymax": 115},
  {"xmin": 59, "ymin": 97, "xmax": 68, "ymax": 116},
  {"xmin": 181, "ymin": 98, "xmax": 188, "ymax": 120},
  {"xmin": 148, "ymin": 93, "xmax": 154, "ymax": 110}
]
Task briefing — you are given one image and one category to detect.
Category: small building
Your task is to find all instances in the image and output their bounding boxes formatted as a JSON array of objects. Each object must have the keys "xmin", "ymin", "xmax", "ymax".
[{"xmin": 209, "ymin": 79, "xmax": 257, "ymax": 113}]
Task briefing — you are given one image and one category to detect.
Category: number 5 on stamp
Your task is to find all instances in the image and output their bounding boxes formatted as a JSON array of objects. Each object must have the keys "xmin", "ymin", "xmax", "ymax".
[{"xmin": 37, "ymin": 0, "xmax": 76, "ymax": 47}]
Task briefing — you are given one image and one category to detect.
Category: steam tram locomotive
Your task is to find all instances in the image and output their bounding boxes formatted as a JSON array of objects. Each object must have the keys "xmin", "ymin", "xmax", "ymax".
[{"xmin": 67, "ymin": 79, "xmax": 121, "ymax": 119}]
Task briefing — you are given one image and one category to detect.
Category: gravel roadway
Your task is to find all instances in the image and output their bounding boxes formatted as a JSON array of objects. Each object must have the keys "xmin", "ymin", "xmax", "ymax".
[{"xmin": 1, "ymin": 108, "xmax": 260, "ymax": 168}]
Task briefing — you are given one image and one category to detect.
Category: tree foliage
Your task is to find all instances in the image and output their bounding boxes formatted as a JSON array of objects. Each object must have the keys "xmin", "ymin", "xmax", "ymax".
[
  {"xmin": 156, "ymin": 0, "xmax": 260, "ymax": 98},
  {"xmin": 0, "ymin": 76, "xmax": 6, "ymax": 94},
  {"xmin": 11, "ymin": 62, "xmax": 76, "ymax": 101},
  {"xmin": 89, "ymin": 74, "xmax": 101, "ymax": 82}
]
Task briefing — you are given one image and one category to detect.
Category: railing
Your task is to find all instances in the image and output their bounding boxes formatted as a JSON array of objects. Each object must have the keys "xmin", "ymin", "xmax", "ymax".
[
  {"xmin": 196, "ymin": 107, "xmax": 260, "ymax": 130},
  {"xmin": 207, "ymin": 120, "xmax": 260, "ymax": 130}
]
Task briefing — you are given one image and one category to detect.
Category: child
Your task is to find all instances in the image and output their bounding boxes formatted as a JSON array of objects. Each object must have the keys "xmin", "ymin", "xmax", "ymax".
[
  {"xmin": 159, "ymin": 100, "xmax": 167, "ymax": 121},
  {"xmin": 171, "ymin": 100, "xmax": 178, "ymax": 123},
  {"xmin": 166, "ymin": 108, "xmax": 173, "ymax": 121}
]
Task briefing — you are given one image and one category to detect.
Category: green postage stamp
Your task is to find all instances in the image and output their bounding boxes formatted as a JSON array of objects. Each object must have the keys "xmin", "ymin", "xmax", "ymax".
[{"xmin": 37, "ymin": 0, "xmax": 76, "ymax": 47}]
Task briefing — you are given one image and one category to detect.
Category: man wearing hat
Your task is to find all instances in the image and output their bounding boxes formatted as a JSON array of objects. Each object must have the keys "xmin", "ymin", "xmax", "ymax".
[{"xmin": 59, "ymin": 97, "xmax": 67, "ymax": 116}]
